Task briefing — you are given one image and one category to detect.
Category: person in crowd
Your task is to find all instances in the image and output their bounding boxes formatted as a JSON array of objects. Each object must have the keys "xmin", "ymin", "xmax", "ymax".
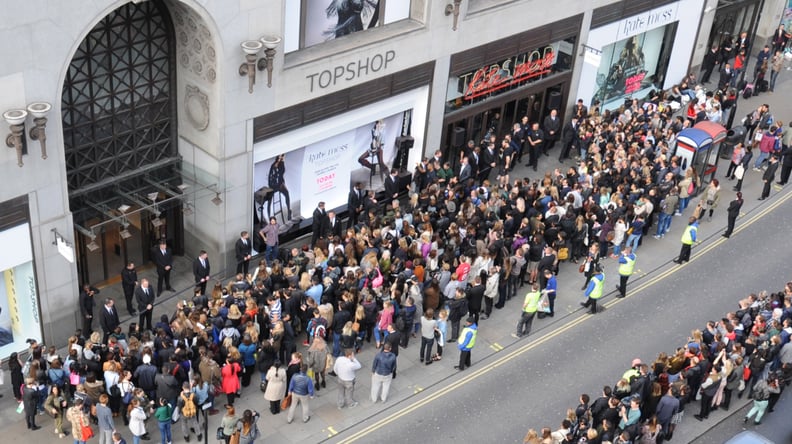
[
  {"xmin": 333, "ymin": 348, "xmax": 362, "ymax": 409},
  {"xmin": 673, "ymin": 217, "xmax": 699, "ymax": 264},
  {"xmin": 455, "ymin": 317, "xmax": 477, "ymax": 371},
  {"xmin": 67, "ymin": 398, "xmax": 91, "ymax": 444},
  {"xmin": 722, "ymin": 192, "xmax": 744, "ymax": 238},
  {"xmin": 152, "ymin": 239, "xmax": 174, "ymax": 294},
  {"xmin": 286, "ymin": 364, "xmax": 314, "ymax": 424},
  {"xmin": 371, "ymin": 342, "xmax": 397, "ymax": 403},
  {"xmin": 580, "ymin": 265, "xmax": 604, "ymax": 314},
  {"xmin": 511, "ymin": 283, "xmax": 541, "ymax": 339},
  {"xmin": 615, "ymin": 246, "xmax": 636, "ymax": 299}
]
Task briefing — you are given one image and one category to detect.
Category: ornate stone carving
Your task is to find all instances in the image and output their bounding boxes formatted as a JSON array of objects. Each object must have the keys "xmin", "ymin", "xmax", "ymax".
[
  {"xmin": 170, "ymin": 3, "xmax": 217, "ymax": 84},
  {"xmin": 184, "ymin": 84, "xmax": 209, "ymax": 131}
]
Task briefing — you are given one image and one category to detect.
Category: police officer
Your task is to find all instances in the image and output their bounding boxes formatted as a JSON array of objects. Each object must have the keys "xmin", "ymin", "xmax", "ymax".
[
  {"xmin": 615, "ymin": 247, "xmax": 636, "ymax": 298},
  {"xmin": 580, "ymin": 265, "xmax": 604, "ymax": 314},
  {"xmin": 673, "ymin": 217, "xmax": 699, "ymax": 264}
]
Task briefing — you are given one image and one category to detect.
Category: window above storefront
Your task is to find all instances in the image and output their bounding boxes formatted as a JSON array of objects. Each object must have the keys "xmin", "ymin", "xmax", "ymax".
[{"xmin": 284, "ymin": 0, "xmax": 417, "ymax": 54}]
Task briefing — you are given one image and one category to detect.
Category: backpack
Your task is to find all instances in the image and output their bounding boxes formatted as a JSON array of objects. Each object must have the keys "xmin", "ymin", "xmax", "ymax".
[
  {"xmin": 315, "ymin": 324, "xmax": 327, "ymax": 340},
  {"xmin": 181, "ymin": 392, "xmax": 197, "ymax": 418},
  {"xmin": 395, "ymin": 313, "xmax": 405, "ymax": 331}
]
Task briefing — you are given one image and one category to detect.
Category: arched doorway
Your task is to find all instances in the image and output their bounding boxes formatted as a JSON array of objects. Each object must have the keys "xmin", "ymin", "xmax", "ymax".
[{"xmin": 62, "ymin": 0, "xmax": 184, "ymax": 285}]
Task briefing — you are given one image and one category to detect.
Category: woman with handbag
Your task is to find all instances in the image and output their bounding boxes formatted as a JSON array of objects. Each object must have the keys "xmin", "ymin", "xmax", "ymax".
[
  {"xmin": 700, "ymin": 179, "xmax": 721, "ymax": 222},
  {"xmin": 118, "ymin": 371, "xmax": 135, "ymax": 426},
  {"xmin": 66, "ymin": 397, "xmax": 91, "ymax": 444},
  {"xmin": 263, "ymin": 360, "xmax": 287, "ymax": 414},
  {"xmin": 44, "ymin": 384, "xmax": 68, "ymax": 438},
  {"xmin": 306, "ymin": 337, "xmax": 328, "ymax": 391},
  {"xmin": 236, "ymin": 409, "xmax": 260, "ymax": 444}
]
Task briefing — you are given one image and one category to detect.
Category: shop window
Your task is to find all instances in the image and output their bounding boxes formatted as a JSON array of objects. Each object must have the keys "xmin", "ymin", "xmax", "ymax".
[
  {"xmin": 284, "ymin": 0, "xmax": 412, "ymax": 53},
  {"xmin": 467, "ymin": 0, "xmax": 520, "ymax": 15},
  {"xmin": 593, "ymin": 22, "xmax": 678, "ymax": 110},
  {"xmin": 445, "ymin": 37, "xmax": 576, "ymax": 112}
]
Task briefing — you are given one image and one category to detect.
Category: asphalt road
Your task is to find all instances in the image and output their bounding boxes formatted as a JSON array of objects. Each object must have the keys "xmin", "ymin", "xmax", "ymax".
[{"xmin": 329, "ymin": 185, "xmax": 792, "ymax": 443}]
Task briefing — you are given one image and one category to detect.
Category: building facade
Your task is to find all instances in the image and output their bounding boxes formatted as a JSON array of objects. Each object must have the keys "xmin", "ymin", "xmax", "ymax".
[{"xmin": 0, "ymin": 0, "xmax": 751, "ymax": 355}]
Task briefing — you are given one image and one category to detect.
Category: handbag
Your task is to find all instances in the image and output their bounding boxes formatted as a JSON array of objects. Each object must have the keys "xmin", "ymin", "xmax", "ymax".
[
  {"xmin": 325, "ymin": 354, "xmax": 335, "ymax": 372},
  {"xmin": 578, "ymin": 263, "xmax": 585, "ymax": 273},
  {"xmin": 216, "ymin": 427, "xmax": 226, "ymax": 441},
  {"xmin": 735, "ymin": 163, "xmax": 745, "ymax": 180},
  {"xmin": 80, "ymin": 417, "xmax": 94, "ymax": 440},
  {"xmin": 171, "ymin": 405, "xmax": 180, "ymax": 423},
  {"xmin": 229, "ymin": 430, "xmax": 241, "ymax": 444},
  {"xmin": 280, "ymin": 393, "xmax": 292, "ymax": 410},
  {"xmin": 557, "ymin": 247, "xmax": 569, "ymax": 261}
]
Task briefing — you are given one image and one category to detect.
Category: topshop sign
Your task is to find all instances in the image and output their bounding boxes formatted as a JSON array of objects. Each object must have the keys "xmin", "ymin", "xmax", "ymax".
[{"xmin": 306, "ymin": 50, "xmax": 396, "ymax": 92}]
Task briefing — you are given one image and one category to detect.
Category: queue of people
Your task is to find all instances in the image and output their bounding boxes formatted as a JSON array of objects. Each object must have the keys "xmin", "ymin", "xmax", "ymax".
[{"xmin": 523, "ymin": 284, "xmax": 792, "ymax": 444}]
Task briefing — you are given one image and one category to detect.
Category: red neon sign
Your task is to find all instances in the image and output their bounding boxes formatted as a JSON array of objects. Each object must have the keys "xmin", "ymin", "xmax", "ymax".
[{"xmin": 462, "ymin": 49, "xmax": 555, "ymax": 100}]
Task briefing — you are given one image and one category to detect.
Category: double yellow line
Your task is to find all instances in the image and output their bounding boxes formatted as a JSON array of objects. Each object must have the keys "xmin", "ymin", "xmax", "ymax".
[{"xmin": 335, "ymin": 188, "xmax": 792, "ymax": 443}]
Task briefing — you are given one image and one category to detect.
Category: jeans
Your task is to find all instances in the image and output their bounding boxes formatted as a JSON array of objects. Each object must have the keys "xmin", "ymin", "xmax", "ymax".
[
  {"xmin": 679, "ymin": 197, "xmax": 690, "ymax": 213},
  {"xmin": 506, "ymin": 274, "xmax": 520, "ymax": 300},
  {"xmin": 754, "ymin": 150, "xmax": 770, "ymax": 169},
  {"xmin": 612, "ymin": 242, "xmax": 622, "ymax": 256},
  {"xmin": 333, "ymin": 332, "xmax": 341, "ymax": 357},
  {"xmin": 158, "ymin": 421, "xmax": 172, "ymax": 444},
  {"xmin": 626, "ymin": 233, "xmax": 642, "ymax": 252},
  {"xmin": 420, "ymin": 337, "xmax": 434, "ymax": 361},
  {"xmin": 265, "ymin": 245, "xmax": 278, "ymax": 263},
  {"xmin": 373, "ymin": 328, "xmax": 388, "ymax": 344},
  {"xmin": 656, "ymin": 213, "xmax": 672, "ymax": 236},
  {"xmin": 745, "ymin": 399, "xmax": 769, "ymax": 423},
  {"xmin": 770, "ymin": 69, "xmax": 779, "ymax": 91}
]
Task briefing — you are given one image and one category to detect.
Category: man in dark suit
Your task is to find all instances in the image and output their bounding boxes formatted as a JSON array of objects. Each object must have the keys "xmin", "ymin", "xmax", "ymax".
[
  {"xmin": 193, "ymin": 250, "xmax": 211, "ymax": 294},
  {"xmin": 326, "ymin": 211, "xmax": 343, "ymax": 240},
  {"xmin": 135, "ymin": 278, "xmax": 155, "ymax": 331},
  {"xmin": 479, "ymin": 142, "xmax": 496, "ymax": 182},
  {"xmin": 759, "ymin": 155, "xmax": 780, "ymax": 200},
  {"xmin": 383, "ymin": 168, "xmax": 400, "ymax": 212},
  {"xmin": 559, "ymin": 117, "xmax": 579, "ymax": 163},
  {"xmin": 79, "ymin": 283, "xmax": 99, "ymax": 336},
  {"xmin": 99, "ymin": 298, "xmax": 120, "ymax": 344},
  {"xmin": 465, "ymin": 275, "xmax": 486, "ymax": 324},
  {"xmin": 120, "ymin": 262, "xmax": 137, "ymax": 316},
  {"xmin": 235, "ymin": 231, "xmax": 252, "ymax": 275},
  {"xmin": 543, "ymin": 109, "xmax": 562, "ymax": 154},
  {"xmin": 347, "ymin": 182, "xmax": 365, "ymax": 229},
  {"xmin": 457, "ymin": 157, "xmax": 472, "ymax": 184},
  {"xmin": 526, "ymin": 122, "xmax": 544, "ymax": 171},
  {"xmin": 151, "ymin": 239, "xmax": 174, "ymax": 294},
  {"xmin": 311, "ymin": 201, "xmax": 328, "ymax": 248}
]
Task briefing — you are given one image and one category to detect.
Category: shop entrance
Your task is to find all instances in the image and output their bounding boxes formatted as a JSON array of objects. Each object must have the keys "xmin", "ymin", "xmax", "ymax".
[
  {"xmin": 442, "ymin": 83, "xmax": 565, "ymax": 169},
  {"xmin": 61, "ymin": 0, "xmax": 183, "ymax": 285}
]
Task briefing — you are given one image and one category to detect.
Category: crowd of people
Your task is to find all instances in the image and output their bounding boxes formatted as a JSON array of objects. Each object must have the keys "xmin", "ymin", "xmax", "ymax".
[
  {"xmin": 523, "ymin": 284, "xmax": 792, "ymax": 444},
  {"xmin": 8, "ymin": 38, "xmax": 792, "ymax": 444}
]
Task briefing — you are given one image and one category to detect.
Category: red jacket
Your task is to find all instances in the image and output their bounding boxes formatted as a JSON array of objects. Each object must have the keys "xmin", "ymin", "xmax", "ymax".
[{"xmin": 220, "ymin": 362, "xmax": 241, "ymax": 394}]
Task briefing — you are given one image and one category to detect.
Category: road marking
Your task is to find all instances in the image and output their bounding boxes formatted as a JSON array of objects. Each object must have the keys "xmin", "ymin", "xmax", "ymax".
[
  {"xmin": 335, "ymin": 187, "xmax": 792, "ymax": 444},
  {"xmin": 328, "ymin": 426, "xmax": 338, "ymax": 436},
  {"xmin": 413, "ymin": 386, "xmax": 423, "ymax": 394},
  {"xmin": 490, "ymin": 342, "xmax": 503, "ymax": 351}
]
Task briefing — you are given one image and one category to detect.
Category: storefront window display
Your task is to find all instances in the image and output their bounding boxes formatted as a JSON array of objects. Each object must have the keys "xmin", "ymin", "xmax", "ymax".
[
  {"xmin": 284, "ymin": 0, "xmax": 412, "ymax": 52},
  {"xmin": 251, "ymin": 87, "xmax": 429, "ymax": 234},
  {"xmin": 0, "ymin": 223, "xmax": 42, "ymax": 360},
  {"xmin": 593, "ymin": 23, "xmax": 677, "ymax": 108}
]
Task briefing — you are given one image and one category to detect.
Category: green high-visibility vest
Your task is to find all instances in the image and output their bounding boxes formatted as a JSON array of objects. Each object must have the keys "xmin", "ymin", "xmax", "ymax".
[
  {"xmin": 618, "ymin": 255, "xmax": 636, "ymax": 276},
  {"xmin": 590, "ymin": 273, "xmax": 604, "ymax": 299},
  {"xmin": 681, "ymin": 225, "xmax": 697, "ymax": 245},
  {"xmin": 458, "ymin": 326, "xmax": 477, "ymax": 348},
  {"xmin": 523, "ymin": 290, "xmax": 541, "ymax": 313}
]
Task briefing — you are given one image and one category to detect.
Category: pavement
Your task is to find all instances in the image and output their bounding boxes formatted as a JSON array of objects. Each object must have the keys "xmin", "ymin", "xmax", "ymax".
[{"xmin": 2, "ymin": 61, "xmax": 792, "ymax": 444}]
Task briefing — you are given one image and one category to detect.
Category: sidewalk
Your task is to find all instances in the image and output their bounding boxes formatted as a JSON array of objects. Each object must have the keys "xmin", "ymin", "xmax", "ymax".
[{"xmin": 2, "ymin": 70, "xmax": 792, "ymax": 444}]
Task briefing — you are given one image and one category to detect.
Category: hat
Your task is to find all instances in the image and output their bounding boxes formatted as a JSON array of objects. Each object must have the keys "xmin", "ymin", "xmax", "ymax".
[
  {"xmin": 466, "ymin": 316, "xmax": 475, "ymax": 324},
  {"xmin": 631, "ymin": 358, "xmax": 642, "ymax": 367}
]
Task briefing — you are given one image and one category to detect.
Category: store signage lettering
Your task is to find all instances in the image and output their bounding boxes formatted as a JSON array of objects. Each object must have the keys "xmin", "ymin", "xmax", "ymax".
[
  {"xmin": 306, "ymin": 50, "xmax": 396, "ymax": 92},
  {"xmin": 459, "ymin": 47, "xmax": 555, "ymax": 100},
  {"xmin": 624, "ymin": 72, "xmax": 646, "ymax": 94},
  {"xmin": 616, "ymin": 4, "xmax": 678, "ymax": 40}
]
